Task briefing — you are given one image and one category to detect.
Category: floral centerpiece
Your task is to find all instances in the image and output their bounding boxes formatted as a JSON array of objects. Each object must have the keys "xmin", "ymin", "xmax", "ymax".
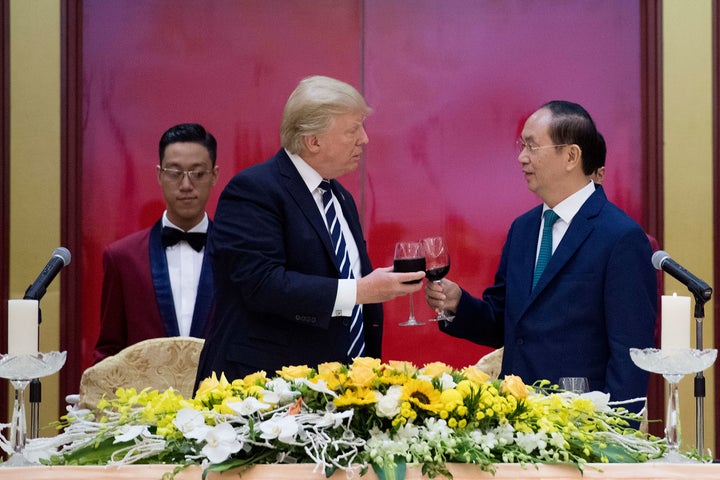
[{"xmin": 27, "ymin": 358, "xmax": 663, "ymax": 479}]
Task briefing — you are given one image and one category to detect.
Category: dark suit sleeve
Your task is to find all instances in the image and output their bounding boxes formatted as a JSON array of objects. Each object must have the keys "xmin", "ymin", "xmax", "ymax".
[
  {"xmin": 210, "ymin": 171, "xmax": 338, "ymax": 327},
  {"xmin": 603, "ymin": 227, "xmax": 656, "ymax": 404}
]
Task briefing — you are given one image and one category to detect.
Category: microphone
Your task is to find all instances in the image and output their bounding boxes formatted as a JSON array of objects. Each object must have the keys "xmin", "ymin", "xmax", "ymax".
[
  {"xmin": 651, "ymin": 250, "xmax": 712, "ymax": 301},
  {"xmin": 23, "ymin": 247, "xmax": 72, "ymax": 301}
]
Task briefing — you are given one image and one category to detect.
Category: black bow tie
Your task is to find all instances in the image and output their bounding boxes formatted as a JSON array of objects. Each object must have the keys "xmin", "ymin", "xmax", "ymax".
[{"xmin": 161, "ymin": 226, "xmax": 207, "ymax": 252}]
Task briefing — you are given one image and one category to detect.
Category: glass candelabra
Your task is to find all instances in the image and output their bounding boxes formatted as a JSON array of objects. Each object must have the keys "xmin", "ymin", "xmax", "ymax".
[
  {"xmin": 0, "ymin": 351, "xmax": 66, "ymax": 466},
  {"xmin": 629, "ymin": 347, "xmax": 717, "ymax": 463}
]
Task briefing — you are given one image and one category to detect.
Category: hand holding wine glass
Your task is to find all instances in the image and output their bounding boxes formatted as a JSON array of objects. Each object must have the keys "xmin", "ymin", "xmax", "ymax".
[
  {"xmin": 422, "ymin": 236, "xmax": 455, "ymax": 322},
  {"xmin": 394, "ymin": 241, "xmax": 426, "ymax": 326}
]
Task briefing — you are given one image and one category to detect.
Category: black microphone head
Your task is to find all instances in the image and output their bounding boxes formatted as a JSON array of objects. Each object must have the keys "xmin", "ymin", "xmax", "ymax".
[
  {"xmin": 651, "ymin": 250, "xmax": 669, "ymax": 271},
  {"xmin": 53, "ymin": 247, "xmax": 71, "ymax": 266}
]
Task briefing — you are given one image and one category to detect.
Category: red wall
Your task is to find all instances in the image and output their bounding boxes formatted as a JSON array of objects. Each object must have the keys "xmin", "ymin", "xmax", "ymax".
[{"xmin": 78, "ymin": 0, "xmax": 644, "ymax": 375}]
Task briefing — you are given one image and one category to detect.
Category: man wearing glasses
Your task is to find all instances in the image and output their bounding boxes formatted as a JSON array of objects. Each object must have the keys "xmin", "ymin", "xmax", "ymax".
[
  {"xmin": 92, "ymin": 123, "xmax": 219, "ymax": 363},
  {"xmin": 425, "ymin": 101, "xmax": 656, "ymax": 411}
]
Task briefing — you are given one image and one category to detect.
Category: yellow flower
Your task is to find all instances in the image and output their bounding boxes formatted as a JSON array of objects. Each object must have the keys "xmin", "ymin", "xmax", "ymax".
[
  {"xmin": 277, "ymin": 364, "xmax": 312, "ymax": 380},
  {"xmin": 349, "ymin": 365, "xmax": 376, "ymax": 388},
  {"xmin": 334, "ymin": 387, "xmax": 376, "ymax": 407},
  {"xmin": 421, "ymin": 361, "xmax": 452, "ymax": 378},
  {"xmin": 351, "ymin": 357, "xmax": 382, "ymax": 370},
  {"xmin": 242, "ymin": 371, "xmax": 267, "ymax": 387},
  {"xmin": 462, "ymin": 365, "xmax": 490, "ymax": 384},
  {"xmin": 196, "ymin": 372, "xmax": 230, "ymax": 396},
  {"xmin": 439, "ymin": 388, "xmax": 464, "ymax": 411},
  {"xmin": 385, "ymin": 360, "xmax": 417, "ymax": 375},
  {"xmin": 501, "ymin": 375, "xmax": 528, "ymax": 399},
  {"xmin": 401, "ymin": 379, "xmax": 443, "ymax": 413},
  {"xmin": 318, "ymin": 362, "xmax": 344, "ymax": 376}
]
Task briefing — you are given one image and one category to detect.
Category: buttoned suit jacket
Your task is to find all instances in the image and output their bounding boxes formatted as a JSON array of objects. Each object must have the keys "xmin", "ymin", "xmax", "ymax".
[
  {"xmin": 93, "ymin": 220, "xmax": 215, "ymax": 363},
  {"xmin": 440, "ymin": 186, "xmax": 656, "ymax": 403},
  {"xmin": 195, "ymin": 149, "xmax": 382, "ymax": 383}
]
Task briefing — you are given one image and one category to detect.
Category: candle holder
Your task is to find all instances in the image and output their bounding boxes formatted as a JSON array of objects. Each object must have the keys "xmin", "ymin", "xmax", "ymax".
[
  {"xmin": 629, "ymin": 347, "xmax": 716, "ymax": 463},
  {"xmin": 0, "ymin": 351, "xmax": 66, "ymax": 466}
]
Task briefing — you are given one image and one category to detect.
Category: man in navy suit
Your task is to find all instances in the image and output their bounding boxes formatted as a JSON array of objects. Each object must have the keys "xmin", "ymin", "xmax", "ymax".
[
  {"xmin": 425, "ymin": 101, "xmax": 656, "ymax": 407},
  {"xmin": 93, "ymin": 123, "xmax": 219, "ymax": 363},
  {"xmin": 196, "ymin": 75, "xmax": 424, "ymax": 383}
]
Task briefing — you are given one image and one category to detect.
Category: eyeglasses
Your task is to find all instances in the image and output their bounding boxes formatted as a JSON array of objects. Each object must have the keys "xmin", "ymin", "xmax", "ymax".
[
  {"xmin": 159, "ymin": 167, "xmax": 214, "ymax": 184},
  {"xmin": 516, "ymin": 139, "xmax": 569, "ymax": 154}
]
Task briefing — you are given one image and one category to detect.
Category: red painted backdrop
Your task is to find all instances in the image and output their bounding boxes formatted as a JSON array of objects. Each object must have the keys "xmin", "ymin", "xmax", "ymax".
[{"xmin": 78, "ymin": 0, "xmax": 644, "ymax": 377}]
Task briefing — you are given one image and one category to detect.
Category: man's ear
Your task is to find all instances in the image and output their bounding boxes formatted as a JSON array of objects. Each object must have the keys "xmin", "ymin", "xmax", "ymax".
[
  {"xmin": 304, "ymin": 135, "xmax": 320, "ymax": 153},
  {"xmin": 566, "ymin": 144, "xmax": 582, "ymax": 172}
]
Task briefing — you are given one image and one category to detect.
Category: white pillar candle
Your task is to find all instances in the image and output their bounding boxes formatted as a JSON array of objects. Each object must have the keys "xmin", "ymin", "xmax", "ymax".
[
  {"xmin": 7, "ymin": 299, "xmax": 39, "ymax": 356},
  {"xmin": 661, "ymin": 293, "xmax": 691, "ymax": 350}
]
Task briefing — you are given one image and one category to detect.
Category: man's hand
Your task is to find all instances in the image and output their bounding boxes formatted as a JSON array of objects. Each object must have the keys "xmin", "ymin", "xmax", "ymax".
[
  {"xmin": 356, "ymin": 266, "xmax": 424, "ymax": 304},
  {"xmin": 425, "ymin": 278, "xmax": 461, "ymax": 313}
]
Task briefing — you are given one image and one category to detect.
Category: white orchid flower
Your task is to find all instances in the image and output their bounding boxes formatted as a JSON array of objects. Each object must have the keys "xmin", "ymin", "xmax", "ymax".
[
  {"xmin": 227, "ymin": 396, "xmax": 271, "ymax": 416},
  {"xmin": 113, "ymin": 424, "xmax": 150, "ymax": 443},
  {"xmin": 173, "ymin": 407, "xmax": 211, "ymax": 440},
  {"xmin": 259, "ymin": 415, "xmax": 298, "ymax": 443},
  {"xmin": 201, "ymin": 422, "xmax": 242, "ymax": 464}
]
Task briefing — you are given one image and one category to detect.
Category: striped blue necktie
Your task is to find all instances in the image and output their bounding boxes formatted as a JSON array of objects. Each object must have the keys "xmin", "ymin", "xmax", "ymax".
[
  {"xmin": 533, "ymin": 209, "xmax": 560, "ymax": 290},
  {"xmin": 320, "ymin": 180, "xmax": 365, "ymax": 359}
]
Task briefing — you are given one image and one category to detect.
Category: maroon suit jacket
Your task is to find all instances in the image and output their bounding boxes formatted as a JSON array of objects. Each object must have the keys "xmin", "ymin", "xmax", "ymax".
[{"xmin": 93, "ymin": 220, "xmax": 214, "ymax": 363}]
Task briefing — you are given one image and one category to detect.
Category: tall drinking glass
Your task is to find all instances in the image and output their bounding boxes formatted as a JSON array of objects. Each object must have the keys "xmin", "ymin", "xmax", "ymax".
[
  {"xmin": 394, "ymin": 241, "xmax": 425, "ymax": 326},
  {"xmin": 421, "ymin": 236, "xmax": 455, "ymax": 322}
]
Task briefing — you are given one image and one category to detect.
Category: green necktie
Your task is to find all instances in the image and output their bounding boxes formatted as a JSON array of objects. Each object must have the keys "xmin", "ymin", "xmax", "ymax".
[{"xmin": 533, "ymin": 209, "xmax": 560, "ymax": 290}]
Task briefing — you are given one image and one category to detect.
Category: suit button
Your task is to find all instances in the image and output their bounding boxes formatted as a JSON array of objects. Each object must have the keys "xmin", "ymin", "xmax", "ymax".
[
  {"xmin": 516, "ymin": 338, "xmax": 524, "ymax": 345},
  {"xmin": 342, "ymin": 318, "xmax": 350, "ymax": 326}
]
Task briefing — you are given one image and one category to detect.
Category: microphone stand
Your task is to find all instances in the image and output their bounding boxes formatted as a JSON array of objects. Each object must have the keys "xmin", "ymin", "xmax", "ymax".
[
  {"xmin": 28, "ymin": 305, "xmax": 42, "ymax": 439},
  {"xmin": 692, "ymin": 294, "xmax": 710, "ymax": 455}
]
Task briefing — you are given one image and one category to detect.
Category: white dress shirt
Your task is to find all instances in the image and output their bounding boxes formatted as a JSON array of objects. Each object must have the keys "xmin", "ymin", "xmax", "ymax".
[
  {"xmin": 162, "ymin": 211, "xmax": 208, "ymax": 336},
  {"xmin": 286, "ymin": 149, "xmax": 360, "ymax": 317},
  {"xmin": 536, "ymin": 180, "xmax": 596, "ymax": 260}
]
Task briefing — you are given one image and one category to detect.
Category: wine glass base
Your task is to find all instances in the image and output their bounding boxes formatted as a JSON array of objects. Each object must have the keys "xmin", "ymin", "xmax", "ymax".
[
  {"xmin": 649, "ymin": 450, "xmax": 703, "ymax": 464},
  {"xmin": 1, "ymin": 452, "xmax": 36, "ymax": 467},
  {"xmin": 399, "ymin": 319, "xmax": 425, "ymax": 326}
]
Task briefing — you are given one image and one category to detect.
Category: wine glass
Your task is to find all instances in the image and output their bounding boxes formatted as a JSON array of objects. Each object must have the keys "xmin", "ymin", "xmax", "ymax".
[
  {"xmin": 0, "ymin": 351, "xmax": 66, "ymax": 466},
  {"xmin": 629, "ymin": 347, "xmax": 717, "ymax": 463},
  {"xmin": 394, "ymin": 241, "xmax": 426, "ymax": 326},
  {"xmin": 557, "ymin": 376, "xmax": 590, "ymax": 394},
  {"xmin": 421, "ymin": 236, "xmax": 455, "ymax": 322}
]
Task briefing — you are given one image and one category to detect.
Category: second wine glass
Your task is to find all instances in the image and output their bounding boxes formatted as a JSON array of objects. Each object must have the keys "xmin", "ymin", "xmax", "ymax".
[
  {"xmin": 422, "ymin": 236, "xmax": 455, "ymax": 322},
  {"xmin": 394, "ymin": 241, "xmax": 426, "ymax": 326}
]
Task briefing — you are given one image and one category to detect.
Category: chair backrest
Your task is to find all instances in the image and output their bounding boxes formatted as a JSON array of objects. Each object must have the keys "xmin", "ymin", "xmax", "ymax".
[
  {"xmin": 475, "ymin": 347, "xmax": 503, "ymax": 380},
  {"xmin": 78, "ymin": 336, "xmax": 205, "ymax": 409}
]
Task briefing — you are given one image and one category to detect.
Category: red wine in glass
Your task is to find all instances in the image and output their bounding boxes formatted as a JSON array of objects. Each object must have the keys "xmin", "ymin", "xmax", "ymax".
[
  {"xmin": 394, "ymin": 241, "xmax": 425, "ymax": 326},
  {"xmin": 422, "ymin": 236, "xmax": 455, "ymax": 322}
]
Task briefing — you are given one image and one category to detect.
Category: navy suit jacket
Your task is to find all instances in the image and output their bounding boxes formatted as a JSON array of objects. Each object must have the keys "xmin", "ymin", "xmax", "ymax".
[
  {"xmin": 93, "ymin": 220, "xmax": 215, "ymax": 363},
  {"xmin": 196, "ymin": 149, "xmax": 382, "ymax": 383},
  {"xmin": 441, "ymin": 185, "xmax": 656, "ymax": 404}
]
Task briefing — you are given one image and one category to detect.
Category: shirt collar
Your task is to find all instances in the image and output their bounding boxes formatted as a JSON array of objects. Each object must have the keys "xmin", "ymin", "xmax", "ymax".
[
  {"xmin": 543, "ymin": 180, "xmax": 595, "ymax": 224},
  {"xmin": 161, "ymin": 211, "xmax": 209, "ymax": 233},
  {"xmin": 285, "ymin": 148, "xmax": 325, "ymax": 192}
]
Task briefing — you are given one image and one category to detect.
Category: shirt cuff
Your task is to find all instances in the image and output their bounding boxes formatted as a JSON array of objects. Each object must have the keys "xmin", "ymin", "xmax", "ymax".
[{"xmin": 332, "ymin": 279, "xmax": 357, "ymax": 317}]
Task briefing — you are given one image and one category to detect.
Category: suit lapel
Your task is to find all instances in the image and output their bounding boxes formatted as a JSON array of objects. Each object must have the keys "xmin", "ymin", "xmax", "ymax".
[
  {"xmin": 190, "ymin": 221, "xmax": 214, "ymax": 337},
  {"xmin": 519, "ymin": 187, "xmax": 606, "ymax": 315},
  {"xmin": 149, "ymin": 220, "xmax": 180, "ymax": 336},
  {"xmin": 277, "ymin": 152, "xmax": 339, "ymax": 273}
]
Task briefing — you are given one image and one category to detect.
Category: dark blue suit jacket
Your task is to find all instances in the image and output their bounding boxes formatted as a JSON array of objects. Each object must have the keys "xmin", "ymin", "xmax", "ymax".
[
  {"xmin": 441, "ymin": 186, "xmax": 656, "ymax": 404},
  {"xmin": 196, "ymin": 149, "xmax": 382, "ymax": 383}
]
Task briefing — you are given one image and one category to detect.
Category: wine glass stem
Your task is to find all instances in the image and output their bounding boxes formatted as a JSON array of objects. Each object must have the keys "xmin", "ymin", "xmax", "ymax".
[
  {"xmin": 408, "ymin": 292, "xmax": 416, "ymax": 321},
  {"xmin": 666, "ymin": 380, "xmax": 681, "ymax": 453},
  {"xmin": 10, "ymin": 379, "xmax": 29, "ymax": 454}
]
